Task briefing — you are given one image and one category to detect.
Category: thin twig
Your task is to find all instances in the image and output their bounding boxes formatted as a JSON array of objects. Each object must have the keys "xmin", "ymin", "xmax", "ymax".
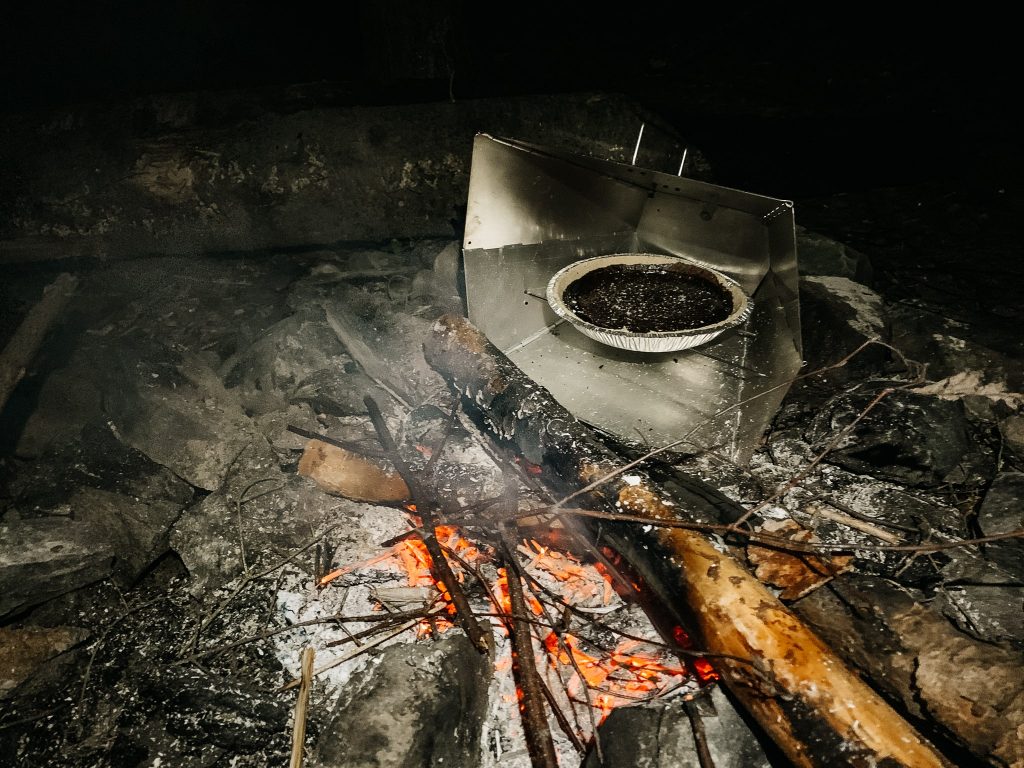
[
  {"xmin": 803, "ymin": 505, "xmax": 901, "ymax": 545},
  {"xmin": 684, "ymin": 697, "xmax": 717, "ymax": 768},
  {"xmin": 182, "ymin": 608, "xmax": 429, "ymax": 663},
  {"xmin": 733, "ymin": 385, "xmax": 905, "ymax": 527},
  {"xmin": 537, "ymin": 675, "xmax": 587, "ymax": 755},
  {"xmin": 75, "ymin": 594, "xmax": 169, "ymax": 738},
  {"xmin": 234, "ymin": 477, "xmax": 283, "ymax": 571},
  {"xmin": 422, "ymin": 397, "xmax": 462, "ymax": 478},
  {"xmin": 323, "ymin": 305, "xmax": 412, "ymax": 408},
  {"xmin": 0, "ymin": 705, "xmax": 69, "ymax": 732},
  {"xmin": 286, "ymin": 424, "xmax": 387, "ymax": 459},
  {"xmin": 501, "ymin": 505, "xmax": 1024, "ymax": 557}
]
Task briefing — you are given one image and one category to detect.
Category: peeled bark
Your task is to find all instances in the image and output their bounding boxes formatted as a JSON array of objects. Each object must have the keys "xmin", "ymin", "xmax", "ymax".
[{"xmin": 424, "ymin": 313, "xmax": 953, "ymax": 768}]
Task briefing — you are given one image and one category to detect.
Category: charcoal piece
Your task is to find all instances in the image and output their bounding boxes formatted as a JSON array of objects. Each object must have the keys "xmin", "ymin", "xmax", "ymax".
[
  {"xmin": 316, "ymin": 634, "xmax": 489, "ymax": 768},
  {"xmin": 583, "ymin": 686, "xmax": 772, "ymax": 768}
]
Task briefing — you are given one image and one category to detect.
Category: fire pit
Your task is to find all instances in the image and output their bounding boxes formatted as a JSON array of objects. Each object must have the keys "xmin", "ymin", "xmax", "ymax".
[
  {"xmin": 2, "ymin": 105, "xmax": 1022, "ymax": 768},
  {"xmin": 546, "ymin": 253, "xmax": 751, "ymax": 352}
]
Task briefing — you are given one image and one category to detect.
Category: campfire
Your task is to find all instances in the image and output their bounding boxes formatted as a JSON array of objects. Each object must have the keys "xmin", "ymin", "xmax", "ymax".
[
  {"xmin": 287, "ymin": 393, "xmax": 715, "ymax": 764},
  {"xmin": 1, "ymin": 123, "xmax": 1022, "ymax": 768}
]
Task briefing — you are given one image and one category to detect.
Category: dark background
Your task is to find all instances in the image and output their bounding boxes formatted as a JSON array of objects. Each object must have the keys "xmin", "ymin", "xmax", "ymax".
[{"xmin": 2, "ymin": 3, "xmax": 1018, "ymax": 199}]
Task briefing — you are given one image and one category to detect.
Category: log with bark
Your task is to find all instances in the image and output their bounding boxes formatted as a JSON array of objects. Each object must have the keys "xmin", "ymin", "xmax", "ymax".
[{"xmin": 423, "ymin": 313, "xmax": 953, "ymax": 768}]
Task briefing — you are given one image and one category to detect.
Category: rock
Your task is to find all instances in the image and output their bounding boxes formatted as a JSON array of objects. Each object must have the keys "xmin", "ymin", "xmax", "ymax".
[
  {"xmin": 0, "ymin": 91, "xmax": 693, "ymax": 262},
  {"xmin": 583, "ymin": 686, "xmax": 771, "ymax": 768},
  {"xmin": 224, "ymin": 309, "xmax": 352, "ymax": 407},
  {"xmin": 409, "ymin": 240, "xmax": 465, "ymax": 314},
  {"xmin": 254, "ymin": 402, "xmax": 322, "ymax": 451},
  {"xmin": 938, "ymin": 577, "xmax": 1024, "ymax": 649},
  {"xmin": 289, "ymin": 367, "xmax": 389, "ymax": 417},
  {"xmin": 69, "ymin": 486, "xmax": 182, "ymax": 587},
  {"xmin": 138, "ymin": 666, "xmax": 289, "ymax": 752},
  {"xmin": 978, "ymin": 472, "xmax": 1024, "ymax": 536},
  {"xmin": 169, "ymin": 443, "xmax": 334, "ymax": 593},
  {"xmin": 798, "ymin": 276, "xmax": 888, "ymax": 376},
  {"xmin": 320, "ymin": 288, "xmax": 448, "ymax": 407},
  {"xmin": 13, "ymin": 359, "xmax": 104, "ymax": 458},
  {"xmin": 795, "ymin": 227, "xmax": 873, "ymax": 283},
  {"xmin": 0, "ymin": 519, "xmax": 114, "ymax": 618},
  {"xmin": 888, "ymin": 304, "xmax": 1024, "ymax": 391},
  {"xmin": 0, "ymin": 625, "xmax": 90, "ymax": 698},
  {"xmin": 937, "ymin": 543, "xmax": 1024, "ymax": 648},
  {"xmin": 911, "ymin": 371, "xmax": 1024, "ymax": 428},
  {"xmin": 316, "ymin": 634, "xmax": 490, "ymax": 768},
  {"xmin": 8, "ymin": 420, "xmax": 195, "ymax": 511},
  {"xmin": 105, "ymin": 370, "xmax": 262, "ymax": 492},
  {"xmin": 808, "ymin": 390, "xmax": 982, "ymax": 487},
  {"xmin": 1000, "ymin": 414, "xmax": 1024, "ymax": 459}
]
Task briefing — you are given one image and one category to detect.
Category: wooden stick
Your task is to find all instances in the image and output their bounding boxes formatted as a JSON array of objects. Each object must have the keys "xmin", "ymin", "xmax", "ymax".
[
  {"xmin": 0, "ymin": 272, "xmax": 77, "ymax": 414},
  {"xmin": 363, "ymin": 394, "xmax": 493, "ymax": 655},
  {"xmin": 323, "ymin": 305, "xmax": 412, "ymax": 408},
  {"xmin": 288, "ymin": 647, "xmax": 315, "ymax": 768},
  {"xmin": 499, "ymin": 524, "xmax": 559, "ymax": 768},
  {"xmin": 423, "ymin": 313, "xmax": 953, "ymax": 768}
]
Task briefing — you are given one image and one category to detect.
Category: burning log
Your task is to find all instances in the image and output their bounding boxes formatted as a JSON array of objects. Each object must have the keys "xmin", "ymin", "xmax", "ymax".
[{"xmin": 424, "ymin": 313, "xmax": 953, "ymax": 768}]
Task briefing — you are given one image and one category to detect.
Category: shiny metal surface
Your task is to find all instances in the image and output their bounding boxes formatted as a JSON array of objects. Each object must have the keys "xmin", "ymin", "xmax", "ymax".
[{"xmin": 462, "ymin": 133, "xmax": 801, "ymax": 462}]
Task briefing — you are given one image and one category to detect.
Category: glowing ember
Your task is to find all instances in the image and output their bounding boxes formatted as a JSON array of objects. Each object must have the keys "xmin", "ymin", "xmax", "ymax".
[
  {"xmin": 325, "ymin": 519, "xmax": 714, "ymax": 733},
  {"xmin": 519, "ymin": 539, "xmax": 613, "ymax": 606},
  {"xmin": 492, "ymin": 569, "xmax": 542, "ymax": 618}
]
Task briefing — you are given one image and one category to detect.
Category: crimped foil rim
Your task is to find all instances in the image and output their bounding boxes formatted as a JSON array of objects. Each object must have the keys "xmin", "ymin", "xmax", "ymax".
[{"xmin": 546, "ymin": 253, "xmax": 751, "ymax": 350}]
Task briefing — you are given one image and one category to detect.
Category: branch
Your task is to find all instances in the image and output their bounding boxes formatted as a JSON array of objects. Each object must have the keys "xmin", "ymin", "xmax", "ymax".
[{"xmin": 363, "ymin": 394, "xmax": 492, "ymax": 654}]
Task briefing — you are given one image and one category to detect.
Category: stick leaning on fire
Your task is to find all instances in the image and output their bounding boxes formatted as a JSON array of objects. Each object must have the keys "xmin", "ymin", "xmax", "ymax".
[{"xmin": 419, "ymin": 313, "xmax": 953, "ymax": 768}]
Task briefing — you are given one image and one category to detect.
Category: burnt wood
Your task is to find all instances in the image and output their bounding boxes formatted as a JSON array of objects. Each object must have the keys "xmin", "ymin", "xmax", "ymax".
[{"xmin": 424, "ymin": 313, "xmax": 953, "ymax": 768}]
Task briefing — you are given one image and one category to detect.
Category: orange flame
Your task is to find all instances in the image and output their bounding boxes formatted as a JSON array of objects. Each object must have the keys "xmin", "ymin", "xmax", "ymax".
[{"xmin": 329, "ymin": 516, "xmax": 710, "ymax": 728}]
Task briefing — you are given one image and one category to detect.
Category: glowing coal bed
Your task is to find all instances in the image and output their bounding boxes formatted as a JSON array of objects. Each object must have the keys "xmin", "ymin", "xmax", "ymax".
[{"xmin": 268, "ymin": 447, "xmax": 715, "ymax": 768}]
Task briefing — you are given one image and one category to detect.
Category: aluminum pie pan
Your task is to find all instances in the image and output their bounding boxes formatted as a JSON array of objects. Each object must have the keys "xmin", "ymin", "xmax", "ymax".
[{"xmin": 546, "ymin": 253, "xmax": 752, "ymax": 353}]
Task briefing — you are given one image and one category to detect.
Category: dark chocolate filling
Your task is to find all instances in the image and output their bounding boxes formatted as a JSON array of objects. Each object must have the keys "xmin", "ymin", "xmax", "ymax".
[{"xmin": 561, "ymin": 263, "xmax": 734, "ymax": 334}]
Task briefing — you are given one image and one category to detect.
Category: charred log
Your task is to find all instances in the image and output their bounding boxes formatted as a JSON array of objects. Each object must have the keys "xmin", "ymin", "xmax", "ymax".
[{"xmin": 424, "ymin": 313, "xmax": 952, "ymax": 768}]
